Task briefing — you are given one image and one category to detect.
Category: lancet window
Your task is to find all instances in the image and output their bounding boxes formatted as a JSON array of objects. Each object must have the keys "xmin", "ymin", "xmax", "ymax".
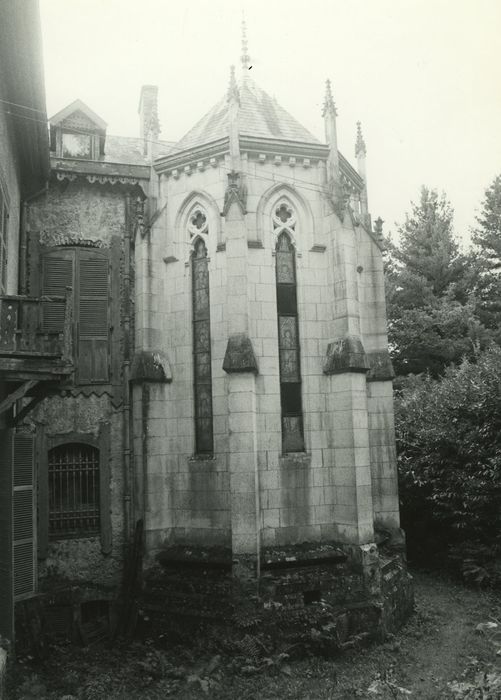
[
  {"xmin": 192, "ymin": 227, "xmax": 213, "ymax": 454},
  {"xmin": 274, "ymin": 203, "xmax": 304, "ymax": 452}
]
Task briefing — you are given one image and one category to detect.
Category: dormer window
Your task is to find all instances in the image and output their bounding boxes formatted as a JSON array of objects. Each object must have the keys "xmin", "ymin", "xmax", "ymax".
[
  {"xmin": 49, "ymin": 99, "xmax": 107, "ymax": 161},
  {"xmin": 62, "ymin": 131, "xmax": 92, "ymax": 159}
]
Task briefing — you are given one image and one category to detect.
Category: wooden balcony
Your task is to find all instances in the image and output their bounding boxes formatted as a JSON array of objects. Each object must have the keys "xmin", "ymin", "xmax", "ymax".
[{"xmin": 0, "ymin": 295, "xmax": 74, "ymax": 420}]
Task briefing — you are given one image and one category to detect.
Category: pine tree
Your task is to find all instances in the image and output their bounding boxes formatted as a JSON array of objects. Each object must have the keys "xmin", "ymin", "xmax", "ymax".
[
  {"xmin": 473, "ymin": 174, "xmax": 501, "ymax": 268},
  {"xmin": 471, "ymin": 175, "xmax": 501, "ymax": 337},
  {"xmin": 386, "ymin": 187, "xmax": 489, "ymax": 377}
]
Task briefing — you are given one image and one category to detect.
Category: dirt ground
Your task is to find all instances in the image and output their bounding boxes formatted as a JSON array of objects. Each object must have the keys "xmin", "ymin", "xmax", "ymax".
[{"xmin": 8, "ymin": 570, "xmax": 501, "ymax": 699}]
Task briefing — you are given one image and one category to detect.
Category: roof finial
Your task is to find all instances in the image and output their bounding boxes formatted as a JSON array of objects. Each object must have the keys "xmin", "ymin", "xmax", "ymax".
[
  {"xmin": 355, "ymin": 121, "xmax": 366, "ymax": 157},
  {"xmin": 227, "ymin": 65, "xmax": 240, "ymax": 103},
  {"xmin": 241, "ymin": 17, "xmax": 251, "ymax": 73},
  {"xmin": 322, "ymin": 79, "xmax": 337, "ymax": 117}
]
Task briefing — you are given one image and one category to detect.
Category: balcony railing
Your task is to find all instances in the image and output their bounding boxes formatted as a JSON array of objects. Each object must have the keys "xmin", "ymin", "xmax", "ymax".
[{"xmin": 0, "ymin": 293, "xmax": 73, "ymax": 362}]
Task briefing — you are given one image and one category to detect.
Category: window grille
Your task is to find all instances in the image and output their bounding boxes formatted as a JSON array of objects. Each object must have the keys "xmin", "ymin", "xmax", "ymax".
[
  {"xmin": 48, "ymin": 443, "xmax": 100, "ymax": 538},
  {"xmin": 275, "ymin": 214, "xmax": 305, "ymax": 453}
]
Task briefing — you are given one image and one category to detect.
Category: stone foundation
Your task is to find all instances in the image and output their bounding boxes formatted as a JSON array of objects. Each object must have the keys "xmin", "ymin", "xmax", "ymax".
[
  {"xmin": 19, "ymin": 540, "xmax": 413, "ymax": 654},
  {"xmin": 139, "ymin": 540, "xmax": 413, "ymax": 651}
]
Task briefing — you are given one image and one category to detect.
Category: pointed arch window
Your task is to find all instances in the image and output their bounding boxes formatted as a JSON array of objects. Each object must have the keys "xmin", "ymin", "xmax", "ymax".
[
  {"xmin": 274, "ymin": 205, "xmax": 304, "ymax": 452},
  {"xmin": 192, "ymin": 237, "xmax": 214, "ymax": 454}
]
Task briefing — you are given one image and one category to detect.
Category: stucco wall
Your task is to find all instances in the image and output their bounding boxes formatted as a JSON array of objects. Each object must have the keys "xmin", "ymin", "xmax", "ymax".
[
  {"xmin": 26, "ymin": 180, "xmax": 129, "ymax": 589},
  {"xmin": 28, "ymin": 180, "xmax": 126, "ymax": 249}
]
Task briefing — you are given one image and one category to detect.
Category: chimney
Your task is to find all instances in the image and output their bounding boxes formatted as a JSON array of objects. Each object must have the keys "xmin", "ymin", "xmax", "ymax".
[{"xmin": 138, "ymin": 85, "xmax": 160, "ymax": 159}]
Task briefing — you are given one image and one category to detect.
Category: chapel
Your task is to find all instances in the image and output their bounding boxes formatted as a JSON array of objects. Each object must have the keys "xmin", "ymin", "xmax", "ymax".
[{"xmin": 0, "ymin": 20, "xmax": 412, "ymax": 646}]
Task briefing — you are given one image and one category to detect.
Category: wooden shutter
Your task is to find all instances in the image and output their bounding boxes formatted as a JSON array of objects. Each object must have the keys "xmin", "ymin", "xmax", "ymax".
[
  {"xmin": 0, "ymin": 430, "xmax": 13, "ymax": 642},
  {"xmin": 42, "ymin": 252, "xmax": 73, "ymax": 332},
  {"xmin": 12, "ymin": 432, "xmax": 36, "ymax": 600},
  {"xmin": 77, "ymin": 251, "xmax": 109, "ymax": 383}
]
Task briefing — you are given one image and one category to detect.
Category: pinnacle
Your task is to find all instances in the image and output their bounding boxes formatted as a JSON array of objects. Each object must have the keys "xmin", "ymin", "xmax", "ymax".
[
  {"xmin": 355, "ymin": 121, "xmax": 367, "ymax": 157},
  {"xmin": 322, "ymin": 78, "xmax": 337, "ymax": 117},
  {"xmin": 227, "ymin": 65, "xmax": 240, "ymax": 104},
  {"xmin": 241, "ymin": 18, "xmax": 251, "ymax": 73}
]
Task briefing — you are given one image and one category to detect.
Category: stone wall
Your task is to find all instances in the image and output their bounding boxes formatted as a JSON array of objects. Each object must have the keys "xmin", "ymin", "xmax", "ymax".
[
  {"xmin": 0, "ymin": 89, "xmax": 21, "ymax": 295},
  {"xmin": 139, "ymin": 151, "xmax": 399, "ymax": 559}
]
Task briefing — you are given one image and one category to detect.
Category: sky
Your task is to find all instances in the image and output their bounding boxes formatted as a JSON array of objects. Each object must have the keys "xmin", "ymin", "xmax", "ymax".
[{"xmin": 40, "ymin": 0, "xmax": 501, "ymax": 244}]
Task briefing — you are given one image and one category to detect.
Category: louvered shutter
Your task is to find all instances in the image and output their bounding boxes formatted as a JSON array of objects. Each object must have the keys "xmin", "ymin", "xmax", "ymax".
[
  {"xmin": 0, "ymin": 430, "xmax": 13, "ymax": 641},
  {"xmin": 12, "ymin": 432, "xmax": 36, "ymax": 600},
  {"xmin": 77, "ymin": 252, "xmax": 109, "ymax": 383},
  {"xmin": 42, "ymin": 252, "xmax": 73, "ymax": 333}
]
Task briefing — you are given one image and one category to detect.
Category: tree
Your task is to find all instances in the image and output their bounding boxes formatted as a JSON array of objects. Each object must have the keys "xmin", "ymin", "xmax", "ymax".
[
  {"xmin": 473, "ymin": 174, "xmax": 501, "ymax": 268},
  {"xmin": 385, "ymin": 187, "xmax": 488, "ymax": 377},
  {"xmin": 392, "ymin": 187, "xmax": 465, "ymax": 296},
  {"xmin": 470, "ymin": 175, "xmax": 501, "ymax": 339}
]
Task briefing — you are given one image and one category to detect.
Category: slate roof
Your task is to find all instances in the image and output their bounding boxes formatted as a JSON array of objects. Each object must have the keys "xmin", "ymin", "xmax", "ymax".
[
  {"xmin": 172, "ymin": 78, "xmax": 321, "ymax": 154},
  {"xmin": 104, "ymin": 135, "xmax": 174, "ymax": 165}
]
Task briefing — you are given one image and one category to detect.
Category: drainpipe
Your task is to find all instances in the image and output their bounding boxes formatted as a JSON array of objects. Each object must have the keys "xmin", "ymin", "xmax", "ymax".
[
  {"xmin": 123, "ymin": 193, "xmax": 133, "ymax": 542},
  {"xmin": 19, "ymin": 184, "xmax": 48, "ymax": 295}
]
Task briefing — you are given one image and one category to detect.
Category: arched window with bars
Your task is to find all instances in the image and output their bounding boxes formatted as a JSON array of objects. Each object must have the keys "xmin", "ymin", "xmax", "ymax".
[
  {"xmin": 48, "ymin": 443, "xmax": 100, "ymax": 538},
  {"xmin": 274, "ymin": 203, "xmax": 305, "ymax": 453}
]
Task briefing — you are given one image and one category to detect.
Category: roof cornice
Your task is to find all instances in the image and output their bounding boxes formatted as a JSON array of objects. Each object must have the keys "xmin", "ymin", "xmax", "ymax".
[
  {"xmin": 239, "ymin": 135, "xmax": 329, "ymax": 160},
  {"xmin": 50, "ymin": 156, "xmax": 150, "ymax": 181},
  {"xmin": 154, "ymin": 137, "xmax": 230, "ymax": 173}
]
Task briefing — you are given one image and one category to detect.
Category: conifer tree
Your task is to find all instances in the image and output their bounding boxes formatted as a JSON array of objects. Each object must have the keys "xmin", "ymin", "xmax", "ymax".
[
  {"xmin": 386, "ymin": 187, "xmax": 489, "ymax": 377},
  {"xmin": 470, "ymin": 175, "xmax": 501, "ymax": 338},
  {"xmin": 473, "ymin": 174, "xmax": 501, "ymax": 268}
]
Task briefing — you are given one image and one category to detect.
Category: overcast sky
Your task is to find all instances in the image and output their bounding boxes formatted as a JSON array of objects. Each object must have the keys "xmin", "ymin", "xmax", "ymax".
[{"xmin": 40, "ymin": 0, "xmax": 501, "ymax": 244}]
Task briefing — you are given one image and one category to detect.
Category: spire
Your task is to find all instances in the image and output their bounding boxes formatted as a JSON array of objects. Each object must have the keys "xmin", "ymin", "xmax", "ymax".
[
  {"xmin": 227, "ymin": 64, "xmax": 240, "ymax": 104},
  {"xmin": 241, "ymin": 18, "xmax": 251, "ymax": 73},
  {"xmin": 322, "ymin": 79, "xmax": 337, "ymax": 117},
  {"xmin": 355, "ymin": 121, "xmax": 369, "ymax": 222},
  {"xmin": 322, "ymin": 78, "xmax": 339, "ymax": 182},
  {"xmin": 355, "ymin": 121, "xmax": 366, "ymax": 157}
]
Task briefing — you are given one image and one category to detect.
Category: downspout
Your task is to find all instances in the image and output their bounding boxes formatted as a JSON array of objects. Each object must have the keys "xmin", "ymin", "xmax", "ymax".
[
  {"xmin": 19, "ymin": 184, "xmax": 48, "ymax": 295},
  {"xmin": 123, "ymin": 193, "xmax": 133, "ymax": 542},
  {"xmin": 19, "ymin": 201, "xmax": 28, "ymax": 295},
  {"xmin": 141, "ymin": 224, "xmax": 153, "ymax": 534}
]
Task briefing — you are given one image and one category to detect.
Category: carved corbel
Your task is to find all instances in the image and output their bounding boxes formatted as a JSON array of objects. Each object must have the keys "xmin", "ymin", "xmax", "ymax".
[
  {"xmin": 327, "ymin": 178, "xmax": 351, "ymax": 222},
  {"xmin": 223, "ymin": 170, "xmax": 247, "ymax": 217}
]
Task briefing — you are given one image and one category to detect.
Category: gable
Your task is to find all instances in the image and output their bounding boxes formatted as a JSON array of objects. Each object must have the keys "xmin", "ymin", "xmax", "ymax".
[{"xmin": 60, "ymin": 110, "xmax": 100, "ymax": 133}]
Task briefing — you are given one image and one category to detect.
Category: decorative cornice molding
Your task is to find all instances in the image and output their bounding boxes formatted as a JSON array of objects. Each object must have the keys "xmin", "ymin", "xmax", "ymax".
[{"xmin": 50, "ymin": 156, "xmax": 150, "ymax": 180}]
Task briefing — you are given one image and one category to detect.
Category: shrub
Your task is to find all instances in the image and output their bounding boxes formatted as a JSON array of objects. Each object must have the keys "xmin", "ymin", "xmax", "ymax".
[{"xmin": 395, "ymin": 346, "xmax": 501, "ymax": 578}]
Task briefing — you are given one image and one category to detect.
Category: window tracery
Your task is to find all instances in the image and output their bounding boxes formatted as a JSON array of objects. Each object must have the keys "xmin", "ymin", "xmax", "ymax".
[{"xmin": 188, "ymin": 207, "xmax": 209, "ymax": 238}]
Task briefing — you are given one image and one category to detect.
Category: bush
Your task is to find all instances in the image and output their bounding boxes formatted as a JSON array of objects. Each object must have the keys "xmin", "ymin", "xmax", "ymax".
[{"xmin": 395, "ymin": 346, "xmax": 501, "ymax": 579}]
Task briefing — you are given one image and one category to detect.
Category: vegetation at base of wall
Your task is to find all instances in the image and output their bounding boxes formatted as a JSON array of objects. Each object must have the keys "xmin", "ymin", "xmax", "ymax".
[
  {"xmin": 396, "ymin": 346, "xmax": 501, "ymax": 582},
  {"xmin": 389, "ymin": 175, "xmax": 501, "ymax": 582}
]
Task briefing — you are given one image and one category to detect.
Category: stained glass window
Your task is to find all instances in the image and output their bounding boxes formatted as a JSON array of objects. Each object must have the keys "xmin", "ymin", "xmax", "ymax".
[
  {"xmin": 275, "ymin": 231, "xmax": 304, "ymax": 452},
  {"xmin": 192, "ymin": 237, "xmax": 213, "ymax": 454}
]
